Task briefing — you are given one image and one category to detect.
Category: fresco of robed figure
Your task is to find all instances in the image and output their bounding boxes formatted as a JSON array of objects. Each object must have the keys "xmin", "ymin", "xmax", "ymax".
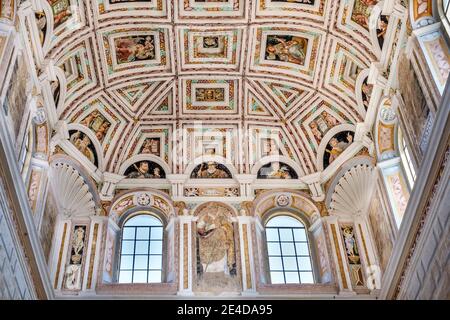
[
  {"xmin": 195, "ymin": 203, "xmax": 238, "ymax": 292},
  {"xmin": 191, "ymin": 162, "xmax": 232, "ymax": 179}
]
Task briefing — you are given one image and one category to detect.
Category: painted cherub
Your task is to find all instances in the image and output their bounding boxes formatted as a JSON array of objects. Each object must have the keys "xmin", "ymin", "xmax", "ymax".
[
  {"xmin": 322, "ymin": 111, "xmax": 338, "ymax": 127},
  {"xmin": 80, "ymin": 110, "xmax": 100, "ymax": 127},
  {"xmin": 310, "ymin": 121, "xmax": 322, "ymax": 141},
  {"xmin": 95, "ymin": 121, "xmax": 110, "ymax": 142}
]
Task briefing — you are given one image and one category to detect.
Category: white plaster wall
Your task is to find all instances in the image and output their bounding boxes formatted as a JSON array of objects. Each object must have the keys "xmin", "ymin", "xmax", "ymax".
[{"xmin": 0, "ymin": 178, "xmax": 33, "ymax": 299}]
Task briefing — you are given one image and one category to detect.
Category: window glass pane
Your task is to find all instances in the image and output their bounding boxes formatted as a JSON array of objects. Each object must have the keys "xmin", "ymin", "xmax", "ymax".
[
  {"xmin": 297, "ymin": 257, "xmax": 312, "ymax": 271},
  {"xmin": 293, "ymin": 228, "xmax": 306, "ymax": 242},
  {"xmin": 120, "ymin": 255, "xmax": 133, "ymax": 270},
  {"xmin": 281, "ymin": 242, "xmax": 295, "ymax": 256},
  {"xmin": 265, "ymin": 215, "xmax": 315, "ymax": 285},
  {"xmin": 267, "ymin": 242, "xmax": 281, "ymax": 256},
  {"xmin": 283, "ymin": 257, "xmax": 297, "ymax": 271},
  {"xmin": 121, "ymin": 240, "xmax": 135, "ymax": 254},
  {"xmin": 300, "ymin": 272, "xmax": 314, "ymax": 284},
  {"xmin": 270, "ymin": 272, "xmax": 285, "ymax": 284},
  {"xmin": 119, "ymin": 214, "xmax": 163, "ymax": 284},
  {"xmin": 148, "ymin": 271, "xmax": 162, "ymax": 283},
  {"xmin": 151, "ymin": 227, "xmax": 163, "ymax": 240},
  {"xmin": 279, "ymin": 229, "xmax": 293, "ymax": 241},
  {"xmin": 119, "ymin": 271, "xmax": 132, "ymax": 283},
  {"xmin": 135, "ymin": 241, "xmax": 149, "ymax": 254},
  {"xmin": 134, "ymin": 255, "xmax": 148, "ymax": 270},
  {"xmin": 136, "ymin": 227, "xmax": 149, "ymax": 240},
  {"xmin": 269, "ymin": 257, "xmax": 283, "ymax": 270},
  {"xmin": 266, "ymin": 216, "xmax": 302, "ymax": 227},
  {"xmin": 133, "ymin": 271, "xmax": 148, "ymax": 283},
  {"xmin": 122, "ymin": 227, "xmax": 135, "ymax": 240},
  {"xmin": 125, "ymin": 215, "xmax": 162, "ymax": 227},
  {"xmin": 150, "ymin": 240, "xmax": 163, "ymax": 254},
  {"xmin": 265, "ymin": 228, "xmax": 279, "ymax": 241},
  {"xmin": 285, "ymin": 272, "xmax": 300, "ymax": 284},
  {"xmin": 295, "ymin": 242, "xmax": 309, "ymax": 256},
  {"xmin": 149, "ymin": 255, "xmax": 162, "ymax": 269}
]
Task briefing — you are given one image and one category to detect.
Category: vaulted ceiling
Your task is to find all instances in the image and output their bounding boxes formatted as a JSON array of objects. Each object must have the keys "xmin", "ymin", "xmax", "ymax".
[{"xmin": 39, "ymin": 0, "xmax": 381, "ymax": 180}]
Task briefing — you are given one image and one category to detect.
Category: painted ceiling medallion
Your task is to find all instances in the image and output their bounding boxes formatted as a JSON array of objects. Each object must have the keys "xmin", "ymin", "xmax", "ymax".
[
  {"xmin": 136, "ymin": 193, "xmax": 151, "ymax": 206},
  {"xmin": 276, "ymin": 194, "xmax": 292, "ymax": 207}
]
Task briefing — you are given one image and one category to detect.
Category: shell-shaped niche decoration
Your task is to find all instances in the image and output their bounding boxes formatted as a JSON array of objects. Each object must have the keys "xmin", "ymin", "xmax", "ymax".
[
  {"xmin": 49, "ymin": 162, "xmax": 96, "ymax": 218},
  {"xmin": 329, "ymin": 164, "xmax": 376, "ymax": 216}
]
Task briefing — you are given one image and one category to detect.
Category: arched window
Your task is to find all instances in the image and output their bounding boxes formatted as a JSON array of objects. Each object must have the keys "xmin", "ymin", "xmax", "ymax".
[
  {"xmin": 398, "ymin": 128, "xmax": 416, "ymax": 187},
  {"xmin": 118, "ymin": 214, "xmax": 163, "ymax": 283},
  {"xmin": 265, "ymin": 215, "xmax": 314, "ymax": 284}
]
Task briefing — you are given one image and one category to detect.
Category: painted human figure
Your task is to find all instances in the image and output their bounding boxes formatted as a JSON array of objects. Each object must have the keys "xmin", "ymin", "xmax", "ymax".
[
  {"xmin": 322, "ymin": 111, "xmax": 338, "ymax": 127},
  {"xmin": 141, "ymin": 138, "xmax": 159, "ymax": 155},
  {"xmin": 36, "ymin": 12, "xmax": 46, "ymax": 45},
  {"xmin": 64, "ymin": 264, "xmax": 80, "ymax": 290},
  {"xmin": 263, "ymin": 139, "xmax": 279, "ymax": 156},
  {"xmin": 196, "ymin": 162, "xmax": 229, "ymax": 178},
  {"xmin": 71, "ymin": 132, "xmax": 95, "ymax": 164},
  {"xmin": 49, "ymin": 0, "xmax": 72, "ymax": 28},
  {"xmin": 266, "ymin": 36, "xmax": 307, "ymax": 65},
  {"xmin": 153, "ymin": 167, "xmax": 161, "ymax": 178},
  {"xmin": 127, "ymin": 161, "xmax": 153, "ymax": 178},
  {"xmin": 362, "ymin": 82, "xmax": 373, "ymax": 108},
  {"xmin": 197, "ymin": 208, "xmax": 235, "ymax": 275},
  {"xmin": 95, "ymin": 121, "xmax": 110, "ymax": 142},
  {"xmin": 81, "ymin": 110, "xmax": 100, "ymax": 127},
  {"xmin": 71, "ymin": 227, "xmax": 85, "ymax": 264},
  {"xmin": 342, "ymin": 227, "xmax": 360, "ymax": 264},
  {"xmin": 265, "ymin": 162, "xmax": 292, "ymax": 179},
  {"xmin": 352, "ymin": 0, "xmax": 379, "ymax": 29},
  {"xmin": 115, "ymin": 36, "xmax": 155, "ymax": 63},
  {"xmin": 310, "ymin": 121, "xmax": 323, "ymax": 141},
  {"xmin": 377, "ymin": 18, "xmax": 388, "ymax": 40},
  {"xmin": 326, "ymin": 133, "xmax": 353, "ymax": 164}
]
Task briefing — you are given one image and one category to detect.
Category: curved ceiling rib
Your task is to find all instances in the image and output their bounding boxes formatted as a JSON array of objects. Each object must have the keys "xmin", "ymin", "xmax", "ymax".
[{"xmin": 38, "ymin": 0, "xmax": 382, "ymax": 179}]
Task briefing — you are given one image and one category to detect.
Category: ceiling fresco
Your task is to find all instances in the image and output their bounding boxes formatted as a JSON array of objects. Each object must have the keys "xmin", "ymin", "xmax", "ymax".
[{"xmin": 35, "ymin": 0, "xmax": 384, "ymax": 183}]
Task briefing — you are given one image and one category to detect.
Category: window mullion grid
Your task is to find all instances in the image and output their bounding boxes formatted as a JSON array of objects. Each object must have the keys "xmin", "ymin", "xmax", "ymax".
[
  {"xmin": 291, "ymin": 228, "xmax": 301, "ymax": 284},
  {"xmin": 277, "ymin": 228, "xmax": 287, "ymax": 284},
  {"xmin": 147, "ymin": 226, "xmax": 152, "ymax": 283},
  {"xmin": 304, "ymin": 228, "xmax": 315, "ymax": 283},
  {"xmin": 131, "ymin": 227, "xmax": 137, "ymax": 283}
]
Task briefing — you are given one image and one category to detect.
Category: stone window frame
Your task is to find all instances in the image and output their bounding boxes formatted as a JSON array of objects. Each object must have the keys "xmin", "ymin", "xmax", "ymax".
[
  {"xmin": 113, "ymin": 208, "xmax": 169, "ymax": 284},
  {"xmin": 260, "ymin": 208, "xmax": 320, "ymax": 286}
]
